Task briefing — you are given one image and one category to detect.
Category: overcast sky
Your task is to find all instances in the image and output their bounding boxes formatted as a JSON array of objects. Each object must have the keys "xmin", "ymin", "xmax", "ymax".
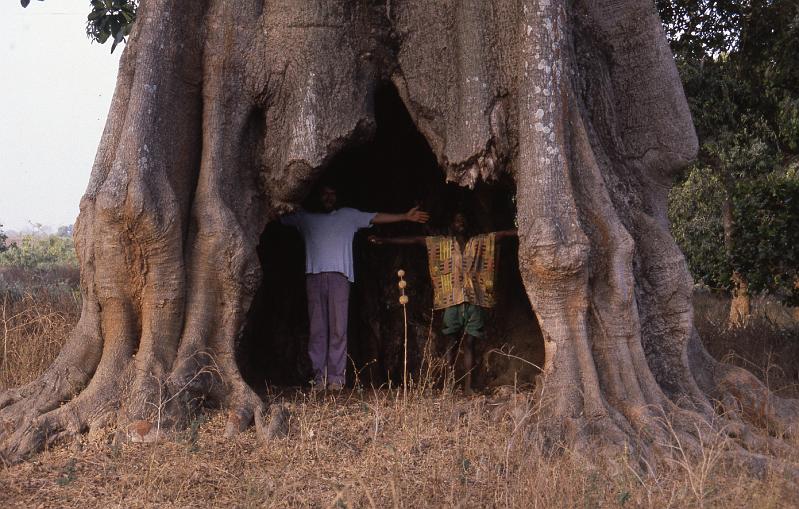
[{"xmin": 0, "ymin": 1, "xmax": 121, "ymax": 231}]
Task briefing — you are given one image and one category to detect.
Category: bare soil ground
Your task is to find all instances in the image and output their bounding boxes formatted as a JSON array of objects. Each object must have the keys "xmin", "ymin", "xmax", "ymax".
[{"xmin": 1, "ymin": 274, "xmax": 798, "ymax": 507}]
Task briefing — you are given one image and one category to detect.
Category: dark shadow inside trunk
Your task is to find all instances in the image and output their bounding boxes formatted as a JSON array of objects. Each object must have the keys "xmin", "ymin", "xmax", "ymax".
[{"xmin": 239, "ymin": 83, "xmax": 544, "ymax": 391}]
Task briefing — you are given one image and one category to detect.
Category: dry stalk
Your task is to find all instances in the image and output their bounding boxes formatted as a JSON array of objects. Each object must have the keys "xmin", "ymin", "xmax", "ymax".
[{"xmin": 397, "ymin": 269, "xmax": 409, "ymax": 403}]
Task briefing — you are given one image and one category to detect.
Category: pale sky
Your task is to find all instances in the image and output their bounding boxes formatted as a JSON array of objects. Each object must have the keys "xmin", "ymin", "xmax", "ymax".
[{"xmin": 0, "ymin": 1, "xmax": 121, "ymax": 231}]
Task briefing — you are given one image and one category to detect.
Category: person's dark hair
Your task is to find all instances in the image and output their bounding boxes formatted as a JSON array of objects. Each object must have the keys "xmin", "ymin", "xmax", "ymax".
[
  {"xmin": 303, "ymin": 181, "xmax": 338, "ymax": 212},
  {"xmin": 445, "ymin": 207, "xmax": 475, "ymax": 236}
]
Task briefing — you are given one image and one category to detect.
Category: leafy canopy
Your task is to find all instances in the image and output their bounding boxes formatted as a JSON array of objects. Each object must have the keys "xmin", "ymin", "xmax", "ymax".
[
  {"xmin": 20, "ymin": 0, "xmax": 137, "ymax": 53},
  {"xmin": 661, "ymin": 0, "xmax": 799, "ymax": 304}
]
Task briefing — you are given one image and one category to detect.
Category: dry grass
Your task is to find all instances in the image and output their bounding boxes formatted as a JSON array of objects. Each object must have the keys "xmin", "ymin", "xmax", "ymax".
[
  {"xmin": 694, "ymin": 292, "xmax": 799, "ymax": 399},
  {"xmin": 0, "ymin": 389, "xmax": 796, "ymax": 508},
  {"xmin": 1, "ymin": 275, "xmax": 798, "ymax": 508},
  {"xmin": 0, "ymin": 267, "xmax": 80, "ymax": 390}
]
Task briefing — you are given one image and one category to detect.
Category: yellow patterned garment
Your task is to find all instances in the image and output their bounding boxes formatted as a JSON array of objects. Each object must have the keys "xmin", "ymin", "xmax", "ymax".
[{"xmin": 424, "ymin": 233, "xmax": 497, "ymax": 310}]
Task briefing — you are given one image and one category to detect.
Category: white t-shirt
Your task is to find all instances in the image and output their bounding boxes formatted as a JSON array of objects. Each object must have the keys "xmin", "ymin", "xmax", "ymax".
[{"xmin": 281, "ymin": 207, "xmax": 377, "ymax": 282}]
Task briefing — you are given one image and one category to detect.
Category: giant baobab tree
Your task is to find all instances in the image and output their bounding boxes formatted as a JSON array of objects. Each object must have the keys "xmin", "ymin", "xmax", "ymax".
[{"xmin": 1, "ymin": 0, "xmax": 797, "ymax": 468}]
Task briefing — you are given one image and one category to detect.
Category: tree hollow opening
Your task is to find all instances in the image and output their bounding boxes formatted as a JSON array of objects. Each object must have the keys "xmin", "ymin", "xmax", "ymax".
[{"xmin": 240, "ymin": 83, "xmax": 543, "ymax": 390}]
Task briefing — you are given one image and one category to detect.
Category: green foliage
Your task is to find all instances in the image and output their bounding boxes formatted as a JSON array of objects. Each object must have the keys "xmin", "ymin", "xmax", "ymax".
[
  {"xmin": 732, "ymin": 168, "xmax": 799, "ymax": 305},
  {"xmin": 656, "ymin": 0, "xmax": 743, "ymax": 57},
  {"xmin": 660, "ymin": 0, "xmax": 799, "ymax": 304},
  {"xmin": 0, "ymin": 225, "xmax": 7, "ymax": 253},
  {"xmin": 86, "ymin": 0, "xmax": 138, "ymax": 53},
  {"xmin": 670, "ymin": 164, "xmax": 799, "ymax": 303},
  {"xmin": 668, "ymin": 167, "xmax": 728, "ymax": 288},
  {"xmin": 0, "ymin": 232, "xmax": 78, "ymax": 270},
  {"xmin": 20, "ymin": 0, "xmax": 137, "ymax": 53}
]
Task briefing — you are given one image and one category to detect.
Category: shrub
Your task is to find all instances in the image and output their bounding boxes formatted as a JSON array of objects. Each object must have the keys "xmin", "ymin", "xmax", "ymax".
[
  {"xmin": 669, "ymin": 164, "xmax": 799, "ymax": 305},
  {"xmin": 0, "ymin": 233, "xmax": 78, "ymax": 270}
]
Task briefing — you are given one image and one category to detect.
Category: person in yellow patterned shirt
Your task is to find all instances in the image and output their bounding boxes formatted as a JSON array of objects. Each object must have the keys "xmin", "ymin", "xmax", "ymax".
[{"xmin": 369, "ymin": 212, "xmax": 516, "ymax": 394}]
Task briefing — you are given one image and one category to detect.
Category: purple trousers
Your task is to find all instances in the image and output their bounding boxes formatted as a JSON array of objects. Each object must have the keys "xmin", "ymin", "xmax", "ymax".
[{"xmin": 306, "ymin": 272, "xmax": 350, "ymax": 386}]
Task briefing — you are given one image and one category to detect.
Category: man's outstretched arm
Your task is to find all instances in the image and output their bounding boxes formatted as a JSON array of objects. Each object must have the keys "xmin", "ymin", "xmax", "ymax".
[
  {"xmin": 371, "ymin": 206, "xmax": 430, "ymax": 224},
  {"xmin": 368, "ymin": 235, "xmax": 427, "ymax": 246},
  {"xmin": 494, "ymin": 229, "xmax": 518, "ymax": 240}
]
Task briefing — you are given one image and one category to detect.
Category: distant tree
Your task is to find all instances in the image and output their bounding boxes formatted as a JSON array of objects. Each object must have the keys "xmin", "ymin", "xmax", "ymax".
[
  {"xmin": 0, "ymin": 224, "xmax": 7, "ymax": 253},
  {"xmin": 20, "ymin": 0, "xmax": 137, "ymax": 53},
  {"xmin": 27, "ymin": 221, "xmax": 47, "ymax": 235},
  {"xmin": 57, "ymin": 225, "xmax": 74, "ymax": 238},
  {"xmin": 660, "ymin": 0, "xmax": 799, "ymax": 321}
]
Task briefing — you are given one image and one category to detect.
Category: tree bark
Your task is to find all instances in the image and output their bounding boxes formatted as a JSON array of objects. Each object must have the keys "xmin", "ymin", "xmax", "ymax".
[{"xmin": 1, "ymin": 0, "xmax": 797, "ymax": 471}]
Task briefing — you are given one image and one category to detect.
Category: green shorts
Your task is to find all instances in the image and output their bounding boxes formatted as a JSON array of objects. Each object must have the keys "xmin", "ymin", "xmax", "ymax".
[{"xmin": 442, "ymin": 303, "xmax": 486, "ymax": 338}]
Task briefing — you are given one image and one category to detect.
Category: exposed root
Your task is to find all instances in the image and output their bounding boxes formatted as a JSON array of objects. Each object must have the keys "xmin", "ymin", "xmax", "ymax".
[
  {"xmin": 723, "ymin": 451, "xmax": 799, "ymax": 484},
  {"xmin": 224, "ymin": 408, "xmax": 253, "ymax": 438},
  {"xmin": 255, "ymin": 403, "xmax": 292, "ymax": 442},
  {"xmin": 689, "ymin": 328, "xmax": 799, "ymax": 437},
  {"xmin": 162, "ymin": 352, "xmax": 222, "ymax": 426},
  {"xmin": 86, "ymin": 409, "xmax": 116, "ymax": 445},
  {"xmin": 720, "ymin": 418, "xmax": 797, "ymax": 458},
  {"xmin": 713, "ymin": 362, "xmax": 799, "ymax": 437},
  {"xmin": 518, "ymin": 376, "xmax": 650, "ymax": 471},
  {"xmin": 224, "ymin": 384, "xmax": 265, "ymax": 438},
  {"xmin": 0, "ymin": 404, "xmax": 87, "ymax": 465},
  {"xmin": 0, "ymin": 315, "xmax": 102, "ymax": 440},
  {"xmin": 0, "ymin": 349, "xmax": 221, "ymax": 461},
  {"xmin": 0, "ymin": 368, "xmax": 82, "ymax": 410},
  {"xmin": 525, "ymin": 411, "xmax": 648, "ymax": 481},
  {"xmin": 0, "ymin": 351, "xmax": 128, "ymax": 464},
  {"xmin": 0, "ymin": 365, "xmax": 92, "ymax": 443},
  {"xmin": 636, "ymin": 395, "xmax": 798, "ymax": 481},
  {"xmin": 519, "ymin": 371, "xmax": 799, "ymax": 483}
]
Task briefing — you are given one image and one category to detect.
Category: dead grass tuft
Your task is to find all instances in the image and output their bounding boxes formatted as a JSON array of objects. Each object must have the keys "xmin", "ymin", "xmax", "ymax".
[{"xmin": 0, "ymin": 274, "xmax": 79, "ymax": 391}]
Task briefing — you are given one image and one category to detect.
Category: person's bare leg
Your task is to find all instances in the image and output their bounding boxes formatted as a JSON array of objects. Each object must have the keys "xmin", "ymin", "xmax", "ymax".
[
  {"xmin": 442, "ymin": 334, "xmax": 459, "ymax": 389},
  {"xmin": 463, "ymin": 334, "xmax": 475, "ymax": 395},
  {"xmin": 444, "ymin": 335, "xmax": 456, "ymax": 366}
]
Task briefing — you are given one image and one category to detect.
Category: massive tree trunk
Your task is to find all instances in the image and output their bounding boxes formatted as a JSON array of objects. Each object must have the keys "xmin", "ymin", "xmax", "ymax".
[{"xmin": 2, "ymin": 0, "xmax": 798, "ymax": 468}]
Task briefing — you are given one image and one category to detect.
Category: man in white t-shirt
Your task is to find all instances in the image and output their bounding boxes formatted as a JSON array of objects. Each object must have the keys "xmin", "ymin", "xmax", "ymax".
[{"xmin": 281, "ymin": 185, "xmax": 429, "ymax": 390}]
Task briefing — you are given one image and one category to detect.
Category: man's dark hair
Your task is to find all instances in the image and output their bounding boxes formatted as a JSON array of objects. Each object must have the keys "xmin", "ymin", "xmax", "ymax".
[
  {"xmin": 445, "ymin": 207, "xmax": 475, "ymax": 236},
  {"xmin": 302, "ymin": 181, "xmax": 338, "ymax": 212}
]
